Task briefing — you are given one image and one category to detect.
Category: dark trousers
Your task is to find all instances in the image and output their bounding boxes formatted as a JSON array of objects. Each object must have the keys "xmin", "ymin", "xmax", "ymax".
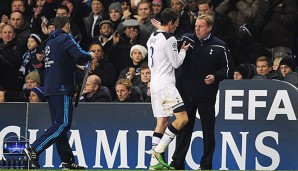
[
  {"xmin": 171, "ymin": 99, "xmax": 215, "ymax": 169},
  {"xmin": 32, "ymin": 95, "xmax": 75, "ymax": 163}
]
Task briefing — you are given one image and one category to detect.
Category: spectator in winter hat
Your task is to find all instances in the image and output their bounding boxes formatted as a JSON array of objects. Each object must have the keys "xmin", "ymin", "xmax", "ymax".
[
  {"xmin": 109, "ymin": 2, "xmax": 123, "ymax": 15},
  {"xmin": 130, "ymin": 44, "xmax": 148, "ymax": 59},
  {"xmin": 109, "ymin": 2, "xmax": 123, "ymax": 30},
  {"xmin": 25, "ymin": 71, "xmax": 41, "ymax": 89},
  {"xmin": 279, "ymin": 57, "xmax": 297, "ymax": 78},
  {"xmin": 0, "ymin": 70, "xmax": 42, "ymax": 102},
  {"xmin": 19, "ymin": 33, "xmax": 44, "ymax": 87},
  {"xmin": 96, "ymin": 20, "xmax": 114, "ymax": 44},
  {"xmin": 233, "ymin": 64, "xmax": 255, "ymax": 80},
  {"xmin": 29, "ymin": 86, "xmax": 46, "ymax": 102},
  {"xmin": 28, "ymin": 33, "xmax": 42, "ymax": 47},
  {"xmin": 118, "ymin": 44, "xmax": 148, "ymax": 86}
]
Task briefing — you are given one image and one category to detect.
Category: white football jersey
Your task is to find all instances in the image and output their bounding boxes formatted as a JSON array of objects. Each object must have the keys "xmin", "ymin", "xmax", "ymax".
[{"xmin": 147, "ymin": 30, "xmax": 186, "ymax": 93}]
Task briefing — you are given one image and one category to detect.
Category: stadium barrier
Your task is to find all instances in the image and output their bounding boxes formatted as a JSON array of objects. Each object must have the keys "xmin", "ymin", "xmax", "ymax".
[{"xmin": 0, "ymin": 80, "xmax": 297, "ymax": 170}]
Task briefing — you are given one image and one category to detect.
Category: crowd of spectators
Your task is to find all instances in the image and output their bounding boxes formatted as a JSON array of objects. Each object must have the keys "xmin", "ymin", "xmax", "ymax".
[{"xmin": 0, "ymin": 0, "xmax": 298, "ymax": 103}]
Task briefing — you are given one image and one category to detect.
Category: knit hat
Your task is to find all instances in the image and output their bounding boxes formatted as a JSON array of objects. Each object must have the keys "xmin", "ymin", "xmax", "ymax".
[
  {"xmin": 31, "ymin": 86, "xmax": 46, "ymax": 102},
  {"xmin": 152, "ymin": 0, "xmax": 162, "ymax": 6},
  {"xmin": 179, "ymin": 0, "xmax": 187, "ymax": 7},
  {"xmin": 130, "ymin": 44, "xmax": 148, "ymax": 59},
  {"xmin": 25, "ymin": 71, "xmax": 41, "ymax": 85},
  {"xmin": 29, "ymin": 33, "xmax": 42, "ymax": 45},
  {"xmin": 234, "ymin": 64, "xmax": 249, "ymax": 79},
  {"xmin": 279, "ymin": 57, "xmax": 297, "ymax": 72},
  {"xmin": 109, "ymin": 2, "xmax": 123, "ymax": 15}
]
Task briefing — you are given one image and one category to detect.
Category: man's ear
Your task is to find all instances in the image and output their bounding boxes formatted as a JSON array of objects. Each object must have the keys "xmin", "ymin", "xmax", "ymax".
[
  {"xmin": 67, "ymin": 23, "xmax": 71, "ymax": 30},
  {"xmin": 208, "ymin": 25, "xmax": 212, "ymax": 32},
  {"xmin": 94, "ymin": 85, "xmax": 99, "ymax": 91}
]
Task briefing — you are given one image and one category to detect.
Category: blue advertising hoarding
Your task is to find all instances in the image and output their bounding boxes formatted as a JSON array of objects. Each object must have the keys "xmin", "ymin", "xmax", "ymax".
[{"xmin": 0, "ymin": 80, "xmax": 297, "ymax": 170}]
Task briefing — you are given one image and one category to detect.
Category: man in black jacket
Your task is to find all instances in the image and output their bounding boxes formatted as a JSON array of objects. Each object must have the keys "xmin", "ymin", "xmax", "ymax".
[
  {"xmin": 79, "ymin": 75, "xmax": 112, "ymax": 102},
  {"xmin": 114, "ymin": 78, "xmax": 142, "ymax": 102},
  {"xmin": 171, "ymin": 14, "xmax": 233, "ymax": 170},
  {"xmin": 0, "ymin": 24, "xmax": 25, "ymax": 92}
]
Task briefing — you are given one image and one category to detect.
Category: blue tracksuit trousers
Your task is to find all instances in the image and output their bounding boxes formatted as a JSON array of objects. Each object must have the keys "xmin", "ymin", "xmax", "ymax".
[{"xmin": 31, "ymin": 95, "xmax": 74, "ymax": 163}]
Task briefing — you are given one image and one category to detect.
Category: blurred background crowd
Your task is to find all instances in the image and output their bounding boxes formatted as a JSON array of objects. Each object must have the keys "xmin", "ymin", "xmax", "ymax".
[{"xmin": 0, "ymin": 0, "xmax": 297, "ymax": 103}]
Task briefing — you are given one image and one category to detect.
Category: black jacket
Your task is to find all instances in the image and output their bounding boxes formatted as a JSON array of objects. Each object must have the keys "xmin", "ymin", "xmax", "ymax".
[
  {"xmin": 0, "ymin": 38, "xmax": 25, "ymax": 91},
  {"xmin": 79, "ymin": 87, "xmax": 112, "ymax": 102},
  {"xmin": 177, "ymin": 34, "xmax": 233, "ymax": 104},
  {"xmin": 43, "ymin": 28, "xmax": 91, "ymax": 96}
]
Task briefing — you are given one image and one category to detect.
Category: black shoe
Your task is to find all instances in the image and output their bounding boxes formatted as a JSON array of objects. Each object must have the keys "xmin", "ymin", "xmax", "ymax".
[
  {"xmin": 197, "ymin": 165, "xmax": 212, "ymax": 170},
  {"xmin": 62, "ymin": 162, "xmax": 85, "ymax": 170},
  {"xmin": 24, "ymin": 147, "xmax": 40, "ymax": 168}
]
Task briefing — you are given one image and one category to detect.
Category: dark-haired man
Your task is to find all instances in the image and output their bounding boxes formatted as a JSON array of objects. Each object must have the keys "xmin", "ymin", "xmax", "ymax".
[
  {"xmin": 147, "ymin": 8, "xmax": 190, "ymax": 170},
  {"xmin": 24, "ymin": 16, "xmax": 95, "ymax": 169}
]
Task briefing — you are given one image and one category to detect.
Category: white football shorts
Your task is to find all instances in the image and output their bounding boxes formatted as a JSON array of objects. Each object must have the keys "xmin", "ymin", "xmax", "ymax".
[{"xmin": 151, "ymin": 85, "xmax": 185, "ymax": 117}]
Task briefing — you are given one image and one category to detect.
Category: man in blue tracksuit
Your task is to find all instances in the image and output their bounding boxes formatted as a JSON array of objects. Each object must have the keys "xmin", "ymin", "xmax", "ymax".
[{"xmin": 24, "ymin": 16, "xmax": 95, "ymax": 169}]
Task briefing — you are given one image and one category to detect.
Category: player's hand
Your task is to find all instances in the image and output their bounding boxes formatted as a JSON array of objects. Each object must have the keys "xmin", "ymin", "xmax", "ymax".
[
  {"xmin": 151, "ymin": 18, "xmax": 161, "ymax": 29},
  {"xmin": 181, "ymin": 41, "xmax": 190, "ymax": 52}
]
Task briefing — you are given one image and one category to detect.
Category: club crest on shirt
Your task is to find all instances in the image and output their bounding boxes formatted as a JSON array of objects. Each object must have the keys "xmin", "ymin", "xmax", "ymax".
[
  {"xmin": 45, "ymin": 46, "xmax": 50, "ymax": 56},
  {"xmin": 172, "ymin": 42, "xmax": 177, "ymax": 50},
  {"xmin": 209, "ymin": 48, "xmax": 214, "ymax": 55}
]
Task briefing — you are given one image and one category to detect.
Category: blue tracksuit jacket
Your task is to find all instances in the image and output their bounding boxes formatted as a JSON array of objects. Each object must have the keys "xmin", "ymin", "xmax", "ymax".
[{"xmin": 43, "ymin": 28, "xmax": 91, "ymax": 96}]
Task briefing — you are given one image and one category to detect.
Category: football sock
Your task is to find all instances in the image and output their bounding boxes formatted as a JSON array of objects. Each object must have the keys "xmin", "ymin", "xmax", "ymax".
[
  {"xmin": 154, "ymin": 124, "xmax": 178, "ymax": 153},
  {"xmin": 150, "ymin": 132, "xmax": 163, "ymax": 166}
]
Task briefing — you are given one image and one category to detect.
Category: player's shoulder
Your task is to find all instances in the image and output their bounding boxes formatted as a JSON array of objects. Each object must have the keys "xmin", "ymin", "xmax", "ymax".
[{"xmin": 153, "ymin": 31, "xmax": 172, "ymax": 40}]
